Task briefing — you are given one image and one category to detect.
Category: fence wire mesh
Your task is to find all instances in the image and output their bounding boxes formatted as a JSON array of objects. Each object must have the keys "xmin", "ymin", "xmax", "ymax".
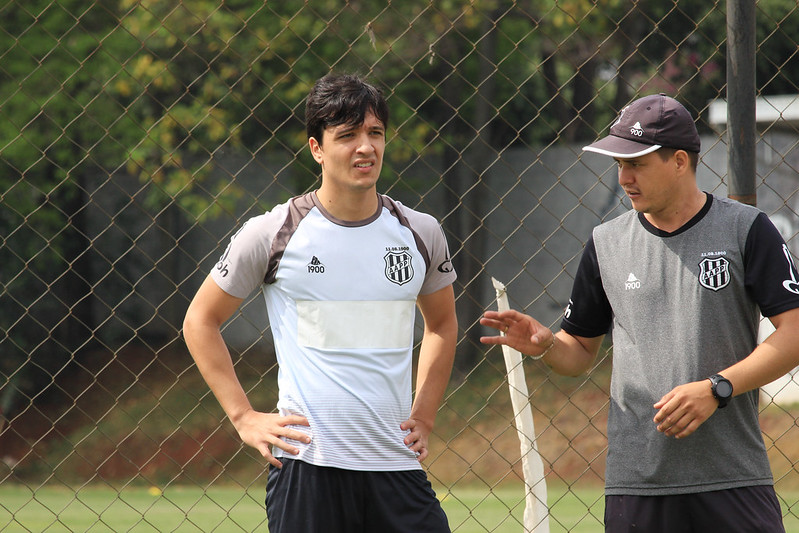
[{"xmin": 2, "ymin": 1, "xmax": 799, "ymax": 531}]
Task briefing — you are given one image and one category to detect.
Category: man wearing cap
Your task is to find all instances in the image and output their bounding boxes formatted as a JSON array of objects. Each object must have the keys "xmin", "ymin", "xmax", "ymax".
[{"xmin": 481, "ymin": 93, "xmax": 799, "ymax": 531}]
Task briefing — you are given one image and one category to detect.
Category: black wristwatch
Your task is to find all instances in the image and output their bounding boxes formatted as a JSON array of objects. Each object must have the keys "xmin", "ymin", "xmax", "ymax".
[{"xmin": 708, "ymin": 374, "xmax": 733, "ymax": 409}]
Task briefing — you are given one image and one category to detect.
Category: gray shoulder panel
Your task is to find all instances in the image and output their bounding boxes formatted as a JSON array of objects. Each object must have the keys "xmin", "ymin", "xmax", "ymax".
[
  {"xmin": 264, "ymin": 192, "xmax": 315, "ymax": 285},
  {"xmin": 378, "ymin": 194, "xmax": 432, "ymax": 271}
]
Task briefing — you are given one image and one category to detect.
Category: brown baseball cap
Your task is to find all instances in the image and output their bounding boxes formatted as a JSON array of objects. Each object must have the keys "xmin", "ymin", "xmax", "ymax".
[{"xmin": 582, "ymin": 94, "xmax": 701, "ymax": 158}]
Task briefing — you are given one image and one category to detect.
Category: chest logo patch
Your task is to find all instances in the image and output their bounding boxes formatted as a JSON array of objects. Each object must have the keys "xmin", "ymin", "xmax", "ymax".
[
  {"xmin": 384, "ymin": 251, "xmax": 414, "ymax": 286},
  {"xmin": 698, "ymin": 256, "xmax": 730, "ymax": 291}
]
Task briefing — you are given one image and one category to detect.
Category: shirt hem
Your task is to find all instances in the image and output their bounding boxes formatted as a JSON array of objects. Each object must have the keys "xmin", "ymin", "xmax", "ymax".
[{"xmin": 604, "ymin": 477, "xmax": 774, "ymax": 496}]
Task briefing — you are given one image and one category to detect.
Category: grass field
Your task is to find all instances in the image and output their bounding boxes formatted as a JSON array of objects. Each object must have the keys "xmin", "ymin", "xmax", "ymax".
[
  {"xmin": 2, "ymin": 483, "xmax": 798, "ymax": 532},
  {"xmin": 6, "ymin": 350, "xmax": 799, "ymax": 532},
  {"xmin": 0, "ymin": 483, "xmax": 600, "ymax": 532}
]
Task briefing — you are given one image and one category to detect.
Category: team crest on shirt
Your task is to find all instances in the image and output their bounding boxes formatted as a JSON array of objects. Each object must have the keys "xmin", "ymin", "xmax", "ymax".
[
  {"xmin": 384, "ymin": 250, "xmax": 414, "ymax": 286},
  {"xmin": 698, "ymin": 256, "xmax": 730, "ymax": 291}
]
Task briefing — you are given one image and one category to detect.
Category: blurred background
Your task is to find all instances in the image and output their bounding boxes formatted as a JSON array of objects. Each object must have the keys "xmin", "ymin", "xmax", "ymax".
[{"xmin": 2, "ymin": 1, "xmax": 799, "ymax": 531}]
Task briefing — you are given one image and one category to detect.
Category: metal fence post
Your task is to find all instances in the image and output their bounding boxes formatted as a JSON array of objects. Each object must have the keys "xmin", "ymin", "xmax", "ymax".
[{"xmin": 726, "ymin": 0, "xmax": 757, "ymax": 206}]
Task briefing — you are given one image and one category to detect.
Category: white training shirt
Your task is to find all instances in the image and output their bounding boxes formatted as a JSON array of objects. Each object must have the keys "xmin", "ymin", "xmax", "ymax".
[{"xmin": 211, "ymin": 191, "xmax": 456, "ymax": 471}]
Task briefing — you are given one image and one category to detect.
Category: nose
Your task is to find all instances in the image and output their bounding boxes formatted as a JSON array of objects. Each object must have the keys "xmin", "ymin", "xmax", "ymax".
[
  {"xmin": 617, "ymin": 163, "xmax": 634, "ymax": 186},
  {"xmin": 356, "ymin": 133, "xmax": 376, "ymax": 153}
]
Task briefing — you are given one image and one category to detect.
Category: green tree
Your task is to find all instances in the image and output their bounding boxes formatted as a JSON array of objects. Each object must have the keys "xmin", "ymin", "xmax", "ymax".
[
  {"xmin": 0, "ymin": 0, "xmax": 142, "ymax": 418},
  {"xmin": 3, "ymin": 0, "xmax": 794, "ymax": 404},
  {"xmin": 756, "ymin": 0, "xmax": 799, "ymax": 95}
]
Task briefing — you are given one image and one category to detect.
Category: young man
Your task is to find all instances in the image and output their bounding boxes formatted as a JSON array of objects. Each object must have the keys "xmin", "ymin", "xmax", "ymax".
[
  {"xmin": 481, "ymin": 94, "xmax": 799, "ymax": 532},
  {"xmin": 183, "ymin": 73, "xmax": 457, "ymax": 532}
]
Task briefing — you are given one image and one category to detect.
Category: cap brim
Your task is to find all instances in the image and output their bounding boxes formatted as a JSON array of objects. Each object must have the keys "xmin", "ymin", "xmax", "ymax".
[{"xmin": 582, "ymin": 135, "xmax": 661, "ymax": 158}]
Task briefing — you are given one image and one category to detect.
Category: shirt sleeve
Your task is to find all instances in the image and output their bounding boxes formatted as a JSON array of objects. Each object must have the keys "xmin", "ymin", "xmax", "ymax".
[
  {"xmin": 560, "ymin": 235, "xmax": 613, "ymax": 338},
  {"xmin": 390, "ymin": 199, "xmax": 456, "ymax": 295},
  {"xmin": 420, "ymin": 222, "xmax": 456, "ymax": 295},
  {"xmin": 744, "ymin": 212, "xmax": 799, "ymax": 317},
  {"xmin": 210, "ymin": 205, "xmax": 289, "ymax": 299}
]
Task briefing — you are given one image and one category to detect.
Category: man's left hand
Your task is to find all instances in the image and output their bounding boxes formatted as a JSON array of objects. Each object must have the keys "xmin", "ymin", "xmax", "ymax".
[{"xmin": 653, "ymin": 380, "xmax": 719, "ymax": 438}]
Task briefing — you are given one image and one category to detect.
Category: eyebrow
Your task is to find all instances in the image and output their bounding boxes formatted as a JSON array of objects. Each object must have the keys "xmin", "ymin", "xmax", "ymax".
[{"xmin": 334, "ymin": 122, "xmax": 385, "ymax": 135}]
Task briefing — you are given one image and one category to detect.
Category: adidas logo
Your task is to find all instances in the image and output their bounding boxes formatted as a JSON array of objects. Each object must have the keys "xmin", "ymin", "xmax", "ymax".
[
  {"xmin": 630, "ymin": 121, "xmax": 644, "ymax": 138},
  {"xmin": 625, "ymin": 273, "xmax": 641, "ymax": 290},
  {"xmin": 307, "ymin": 256, "xmax": 325, "ymax": 274}
]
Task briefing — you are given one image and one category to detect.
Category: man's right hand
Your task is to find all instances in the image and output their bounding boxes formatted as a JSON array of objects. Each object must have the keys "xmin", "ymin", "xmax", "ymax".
[
  {"xmin": 233, "ymin": 410, "xmax": 311, "ymax": 468},
  {"xmin": 480, "ymin": 309, "xmax": 554, "ymax": 356}
]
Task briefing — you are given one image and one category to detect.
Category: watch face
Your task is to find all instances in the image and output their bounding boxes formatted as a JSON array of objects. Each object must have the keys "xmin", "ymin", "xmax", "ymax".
[{"xmin": 716, "ymin": 380, "xmax": 733, "ymax": 398}]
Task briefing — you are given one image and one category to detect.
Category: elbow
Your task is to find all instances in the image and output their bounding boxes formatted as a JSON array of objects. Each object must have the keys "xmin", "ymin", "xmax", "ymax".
[
  {"xmin": 181, "ymin": 314, "xmax": 193, "ymax": 342},
  {"xmin": 182, "ymin": 306, "xmax": 201, "ymax": 342},
  {"xmin": 548, "ymin": 361, "xmax": 588, "ymax": 378}
]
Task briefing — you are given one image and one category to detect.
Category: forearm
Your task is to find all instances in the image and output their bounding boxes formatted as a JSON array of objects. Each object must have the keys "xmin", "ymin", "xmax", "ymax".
[
  {"xmin": 720, "ymin": 309, "xmax": 799, "ymax": 396},
  {"xmin": 187, "ymin": 330, "xmax": 252, "ymax": 420},
  {"xmin": 183, "ymin": 282, "xmax": 253, "ymax": 425},
  {"xmin": 541, "ymin": 331, "xmax": 602, "ymax": 377},
  {"xmin": 410, "ymin": 326, "xmax": 456, "ymax": 429}
]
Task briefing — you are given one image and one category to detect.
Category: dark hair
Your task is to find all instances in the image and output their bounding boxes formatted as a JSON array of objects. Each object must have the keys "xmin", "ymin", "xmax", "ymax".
[{"xmin": 305, "ymin": 73, "xmax": 389, "ymax": 143}]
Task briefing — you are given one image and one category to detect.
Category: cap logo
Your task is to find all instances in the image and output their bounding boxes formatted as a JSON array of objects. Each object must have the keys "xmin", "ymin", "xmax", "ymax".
[
  {"xmin": 630, "ymin": 121, "xmax": 644, "ymax": 137},
  {"xmin": 612, "ymin": 105, "xmax": 628, "ymax": 128}
]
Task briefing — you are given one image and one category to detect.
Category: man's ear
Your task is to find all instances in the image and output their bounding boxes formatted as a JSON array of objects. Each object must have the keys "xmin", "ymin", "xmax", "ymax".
[
  {"xmin": 309, "ymin": 137, "xmax": 324, "ymax": 164},
  {"xmin": 674, "ymin": 149, "xmax": 689, "ymax": 174}
]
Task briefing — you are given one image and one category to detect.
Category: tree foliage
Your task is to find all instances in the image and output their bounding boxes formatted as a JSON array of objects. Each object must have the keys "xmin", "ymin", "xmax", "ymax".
[
  {"xmin": 0, "ymin": 0, "xmax": 142, "ymax": 414},
  {"xmin": 2, "ymin": 0, "xmax": 798, "ymax": 405}
]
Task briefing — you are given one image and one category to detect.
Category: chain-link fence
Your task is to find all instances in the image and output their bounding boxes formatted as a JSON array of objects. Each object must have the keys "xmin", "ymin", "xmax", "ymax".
[{"xmin": 2, "ymin": 1, "xmax": 799, "ymax": 531}]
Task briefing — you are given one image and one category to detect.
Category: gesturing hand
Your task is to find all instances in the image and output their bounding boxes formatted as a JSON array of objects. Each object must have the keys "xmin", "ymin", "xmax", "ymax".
[{"xmin": 480, "ymin": 309, "xmax": 554, "ymax": 357}]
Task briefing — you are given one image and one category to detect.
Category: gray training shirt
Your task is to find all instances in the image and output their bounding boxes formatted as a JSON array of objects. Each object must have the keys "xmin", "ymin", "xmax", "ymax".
[{"xmin": 562, "ymin": 193, "xmax": 799, "ymax": 496}]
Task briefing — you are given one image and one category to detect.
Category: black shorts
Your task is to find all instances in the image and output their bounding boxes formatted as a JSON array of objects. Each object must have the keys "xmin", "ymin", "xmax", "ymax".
[
  {"xmin": 265, "ymin": 459, "xmax": 450, "ymax": 533},
  {"xmin": 605, "ymin": 485, "xmax": 785, "ymax": 533}
]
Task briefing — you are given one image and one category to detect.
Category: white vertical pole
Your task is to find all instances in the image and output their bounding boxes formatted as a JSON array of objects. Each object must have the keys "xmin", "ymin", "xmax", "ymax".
[{"xmin": 492, "ymin": 277, "xmax": 550, "ymax": 532}]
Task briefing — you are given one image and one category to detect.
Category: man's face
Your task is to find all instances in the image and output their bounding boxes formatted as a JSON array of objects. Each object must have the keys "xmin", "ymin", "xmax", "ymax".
[
  {"xmin": 615, "ymin": 151, "xmax": 680, "ymax": 214},
  {"xmin": 309, "ymin": 111, "xmax": 385, "ymax": 192}
]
